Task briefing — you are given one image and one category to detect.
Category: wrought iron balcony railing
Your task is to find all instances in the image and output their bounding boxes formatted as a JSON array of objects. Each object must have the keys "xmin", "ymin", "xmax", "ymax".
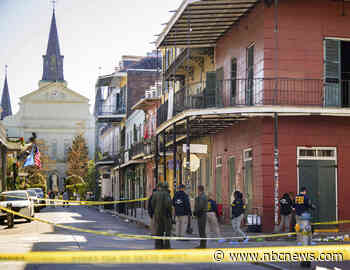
[
  {"xmin": 130, "ymin": 142, "xmax": 145, "ymax": 158},
  {"xmin": 96, "ymin": 104, "xmax": 126, "ymax": 116},
  {"xmin": 157, "ymin": 78, "xmax": 350, "ymax": 127}
]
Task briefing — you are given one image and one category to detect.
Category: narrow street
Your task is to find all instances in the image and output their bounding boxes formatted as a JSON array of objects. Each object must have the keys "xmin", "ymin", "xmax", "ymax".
[
  {"xmin": 0, "ymin": 205, "xmax": 269, "ymax": 270},
  {"xmin": 0, "ymin": 205, "xmax": 349, "ymax": 270}
]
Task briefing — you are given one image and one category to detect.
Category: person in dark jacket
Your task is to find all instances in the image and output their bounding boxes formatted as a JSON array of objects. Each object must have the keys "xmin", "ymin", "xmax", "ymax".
[
  {"xmin": 278, "ymin": 193, "xmax": 293, "ymax": 232},
  {"xmin": 293, "ymin": 187, "xmax": 313, "ymax": 225},
  {"xmin": 194, "ymin": 185, "xmax": 208, "ymax": 248},
  {"xmin": 231, "ymin": 191, "xmax": 246, "ymax": 238},
  {"xmin": 151, "ymin": 182, "xmax": 172, "ymax": 249},
  {"xmin": 148, "ymin": 188, "xmax": 157, "ymax": 235},
  {"xmin": 173, "ymin": 184, "xmax": 192, "ymax": 238}
]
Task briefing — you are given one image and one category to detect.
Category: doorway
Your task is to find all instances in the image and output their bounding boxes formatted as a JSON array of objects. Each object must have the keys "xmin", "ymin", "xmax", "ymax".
[{"xmin": 297, "ymin": 147, "xmax": 337, "ymax": 223}]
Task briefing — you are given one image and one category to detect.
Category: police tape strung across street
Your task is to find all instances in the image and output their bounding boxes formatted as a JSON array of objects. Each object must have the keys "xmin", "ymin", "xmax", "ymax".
[
  {"xmin": 0, "ymin": 245, "xmax": 348, "ymax": 264},
  {"xmin": 1, "ymin": 193, "xmax": 148, "ymax": 206},
  {"xmin": 0, "ymin": 205, "xmax": 296, "ymax": 241}
]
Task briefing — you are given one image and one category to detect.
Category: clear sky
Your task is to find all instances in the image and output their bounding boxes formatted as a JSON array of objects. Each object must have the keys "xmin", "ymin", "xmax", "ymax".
[{"xmin": 0, "ymin": 0, "xmax": 180, "ymax": 113}]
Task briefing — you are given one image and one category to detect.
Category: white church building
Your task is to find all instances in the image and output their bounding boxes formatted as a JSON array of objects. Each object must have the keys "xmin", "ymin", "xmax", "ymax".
[{"xmin": 2, "ymin": 10, "xmax": 95, "ymax": 192}]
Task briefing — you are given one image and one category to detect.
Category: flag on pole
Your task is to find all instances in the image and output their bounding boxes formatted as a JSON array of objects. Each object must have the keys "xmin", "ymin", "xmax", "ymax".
[{"xmin": 34, "ymin": 145, "xmax": 42, "ymax": 169}]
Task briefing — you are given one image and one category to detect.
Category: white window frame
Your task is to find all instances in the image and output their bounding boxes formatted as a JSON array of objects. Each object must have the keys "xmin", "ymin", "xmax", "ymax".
[{"xmin": 296, "ymin": 146, "xmax": 338, "ymax": 221}]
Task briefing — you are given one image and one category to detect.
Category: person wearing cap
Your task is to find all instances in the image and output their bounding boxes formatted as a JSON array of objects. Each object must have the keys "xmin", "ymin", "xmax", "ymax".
[
  {"xmin": 173, "ymin": 184, "xmax": 192, "ymax": 239},
  {"xmin": 151, "ymin": 182, "xmax": 173, "ymax": 249},
  {"xmin": 194, "ymin": 185, "xmax": 208, "ymax": 248},
  {"xmin": 293, "ymin": 187, "xmax": 313, "ymax": 226}
]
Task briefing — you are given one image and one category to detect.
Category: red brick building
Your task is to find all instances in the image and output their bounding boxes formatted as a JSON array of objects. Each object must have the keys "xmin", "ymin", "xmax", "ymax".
[{"xmin": 156, "ymin": 0, "xmax": 350, "ymax": 231}]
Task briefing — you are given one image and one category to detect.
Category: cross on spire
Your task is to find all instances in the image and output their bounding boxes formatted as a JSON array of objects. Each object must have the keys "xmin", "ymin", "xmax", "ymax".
[{"xmin": 52, "ymin": 0, "xmax": 56, "ymax": 11}]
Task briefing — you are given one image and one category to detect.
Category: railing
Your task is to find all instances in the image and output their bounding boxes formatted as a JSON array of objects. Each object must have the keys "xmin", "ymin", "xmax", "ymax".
[
  {"xmin": 156, "ymin": 101, "xmax": 168, "ymax": 127},
  {"xmin": 96, "ymin": 104, "xmax": 126, "ymax": 116},
  {"xmin": 130, "ymin": 142, "xmax": 145, "ymax": 158},
  {"xmin": 157, "ymin": 78, "xmax": 350, "ymax": 127}
]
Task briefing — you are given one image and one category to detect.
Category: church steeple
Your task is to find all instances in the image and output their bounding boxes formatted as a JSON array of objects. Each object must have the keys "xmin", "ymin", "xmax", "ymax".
[
  {"xmin": 41, "ymin": 9, "xmax": 64, "ymax": 82},
  {"xmin": 1, "ymin": 65, "xmax": 12, "ymax": 120}
]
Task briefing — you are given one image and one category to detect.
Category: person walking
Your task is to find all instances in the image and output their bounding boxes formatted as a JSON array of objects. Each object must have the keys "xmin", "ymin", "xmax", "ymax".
[
  {"xmin": 206, "ymin": 193, "xmax": 224, "ymax": 242},
  {"xmin": 278, "ymin": 192, "xmax": 293, "ymax": 232},
  {"xmin": 173, "ymin": 184, "xmax": 192, "ymax": 239},
  {"xmin": 151, "ymin": 182, "xmax": 172, "ymax": 249},
  {"xmin": 148, "ymin": 188, "xmax": 157, "ymax": 235},
  {"xmin": 194, "ymin": 185, "xmax": 208, "ymax": 248},
  {"xmin": 231, "ymin": 191, "xmax": 247, "ymax": 240}
]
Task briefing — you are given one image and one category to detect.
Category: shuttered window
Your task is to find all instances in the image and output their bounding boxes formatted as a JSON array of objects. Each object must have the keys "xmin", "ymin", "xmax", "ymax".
[
  {"xmin": 228, "ymin": 157, "xmax": 235, "ymax": 204},
  {"xmin": 324, "ymin": 39, "xmax": 341, "ymax": 106},
  {"xmin": 231, "ymin": 58, "xmax": 237, "ymax": 104}
]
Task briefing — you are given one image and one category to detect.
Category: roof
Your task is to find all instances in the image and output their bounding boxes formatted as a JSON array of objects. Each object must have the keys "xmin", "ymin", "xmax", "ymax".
[
  {"xmin": 156, "ymin": 0, "xmax": 258, "ymax": 48},
  {"xmin": 42, "ymin": 10, "xmax": 64, "ymax": 81},
  {"xmin": 121, "ymin": 56, "xmax": 161, "ymax": 71},
  {"xmin": 1, "ymin": 73, "xmax": 12, "ymax": 120}
]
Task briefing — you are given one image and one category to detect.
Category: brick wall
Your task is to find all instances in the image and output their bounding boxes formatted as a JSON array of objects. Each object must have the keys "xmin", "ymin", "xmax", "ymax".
[
  {"xmin": 211, "ymin": 115, "xmax": 350, "ymax": 232},
  {"xmin": 126, "ymin": 70, "xmax": 159, "ymax": 116}
]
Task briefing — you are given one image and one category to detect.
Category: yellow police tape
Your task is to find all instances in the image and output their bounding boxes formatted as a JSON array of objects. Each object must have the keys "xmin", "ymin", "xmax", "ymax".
[
  {"xmin": 1, "ymin": 193, "xmax": 148, "ymax": 206},
  {"xmin": 0, "ymin": 205, "xmax": 295, "ymax": 241},
  {"xmin": 312, "ymin": 220, "xmax": 350, "ymax": 226},
  {"xmin": 0, "ymin": 245, "xmax": 348, "ymax": 264},
  {"xmin": 34, "ymin": 197, "xmax": 148, "ymax": 207}
]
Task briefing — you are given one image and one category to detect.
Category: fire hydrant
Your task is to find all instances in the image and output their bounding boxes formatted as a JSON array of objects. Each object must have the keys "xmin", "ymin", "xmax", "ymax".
[{"xmin": 295, "ymin": 212, "xmax": 312, "ymax": 268}]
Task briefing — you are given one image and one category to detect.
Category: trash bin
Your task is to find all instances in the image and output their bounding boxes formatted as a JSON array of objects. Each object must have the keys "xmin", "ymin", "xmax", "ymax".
[{"xmin": 247, "ymin": 208, "xmax": 262, "ymax": 232}]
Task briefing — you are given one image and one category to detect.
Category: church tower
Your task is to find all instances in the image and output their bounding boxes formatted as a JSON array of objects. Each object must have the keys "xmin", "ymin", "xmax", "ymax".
[
  {"xmin": 39, "ymin": 8, "xmax": 65, "ymax": 87},
  {"xmin": 1, "ymin": 66, "xmax": 12, "ymax": 120}
]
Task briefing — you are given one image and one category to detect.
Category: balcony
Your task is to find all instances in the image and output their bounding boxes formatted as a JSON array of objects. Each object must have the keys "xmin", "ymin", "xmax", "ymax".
[
  {"xmin": 157, "ymin": 78, "xmax": 350, "ymax": 127},
  {"xmin": 130, "ymin": 142, "xmax": 145, "ymax": 159},
  {"xmin": 96, "ymin": 104, "xmax": 126, "ymax": 123}
]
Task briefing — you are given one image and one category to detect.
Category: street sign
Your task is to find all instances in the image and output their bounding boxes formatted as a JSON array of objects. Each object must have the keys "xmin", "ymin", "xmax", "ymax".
[{"xmin": 182, "ymin": 144, "xmax": 207, "ymax": 154}]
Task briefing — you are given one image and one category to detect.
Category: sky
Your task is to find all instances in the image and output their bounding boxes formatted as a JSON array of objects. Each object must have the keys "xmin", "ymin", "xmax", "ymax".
[{"xmin": 0, "ymin": 0, "xmax": 180, "ymax": 114}]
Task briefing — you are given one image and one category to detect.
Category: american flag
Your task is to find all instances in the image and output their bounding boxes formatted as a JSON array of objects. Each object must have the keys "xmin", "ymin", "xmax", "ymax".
[{"xmin": 34, "ymin": 145, "xmax": 42, "ymax": 169}]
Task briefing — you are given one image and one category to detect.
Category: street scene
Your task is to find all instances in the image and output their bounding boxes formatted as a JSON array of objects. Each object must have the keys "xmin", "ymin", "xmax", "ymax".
[{"xmin": 1, "ymin": 0, "xmax": 350, "ymax": 269}]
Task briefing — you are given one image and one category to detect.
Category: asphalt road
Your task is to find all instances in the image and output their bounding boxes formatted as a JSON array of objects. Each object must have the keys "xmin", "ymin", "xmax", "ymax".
[
  {"xmin": 0, "ymin": 205, "xmax": 269, "ymax": 270},
  {"xmin": 0, "ymin": 205, "xmax": 348, "ymax": 270}
]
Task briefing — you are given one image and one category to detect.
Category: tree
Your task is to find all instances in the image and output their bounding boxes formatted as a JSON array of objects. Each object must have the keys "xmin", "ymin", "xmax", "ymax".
[{"xmin": 66, "ymin": 134, "xmax": 89, "ymax": 180}]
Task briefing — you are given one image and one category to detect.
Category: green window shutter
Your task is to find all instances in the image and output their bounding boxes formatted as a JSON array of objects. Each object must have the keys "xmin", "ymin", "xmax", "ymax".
[
  {"xmin": 205, "ymin": 157, "xmax": 210, "ymax": 189},
  {"xmin": 215, "ymin": 166, "xmax": 222, "ymax": 204},
  {"xmin": 204, "ymin": 72, "xmax": 217, "ymax": 107},
  {"xmin": 228, "ymin": 157, "xmax": 235, "ymax": 203},
  {"xmin": 205, "ymin": 72, "xmax": 217, "ymax": 94},
  {"xmin": 324, "ymin": 39, "xmax": 341, "ymax": 107},
  {"xmin": 231, "ymin": 58, "xmax": 237, "ymax": 104}
]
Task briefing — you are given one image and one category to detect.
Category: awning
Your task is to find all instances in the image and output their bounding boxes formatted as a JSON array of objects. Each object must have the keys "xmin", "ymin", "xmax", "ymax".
[
  {"xmin": 156, "ymin": 0, "xmax": 258, "ymax": 48},
  {"xmin": 114, "ymin": 160, "xmax": 146, "ymax": 170}
]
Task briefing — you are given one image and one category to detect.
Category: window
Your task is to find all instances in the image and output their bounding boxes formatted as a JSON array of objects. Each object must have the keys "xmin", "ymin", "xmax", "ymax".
[
  {"xmin": 51, "ymin": 139, "xmax": 57, "ymax": 160},
  {"xmin": 216, "ymin": 156, "xmax": 223, "ymax": 167},
  {"xmin": 244, "ymin": 148, "xmax": 253, "ymax": 161},
  {"xmin": 64, "ymin": 139, "xmax": 70, "ymax": 161},
  {"xmin": 246, "ymin": 44, "xmax": 255, "ymax": 105},
  {"xmin": 231, "ymin": 58, "xmax": 237, "ymax": 104}
]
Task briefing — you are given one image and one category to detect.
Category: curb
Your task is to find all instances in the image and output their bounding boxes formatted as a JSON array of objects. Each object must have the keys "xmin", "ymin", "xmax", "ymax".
[{"xmin": 104, "ymin": 209, "xmax": 150, "ymax": 229}]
